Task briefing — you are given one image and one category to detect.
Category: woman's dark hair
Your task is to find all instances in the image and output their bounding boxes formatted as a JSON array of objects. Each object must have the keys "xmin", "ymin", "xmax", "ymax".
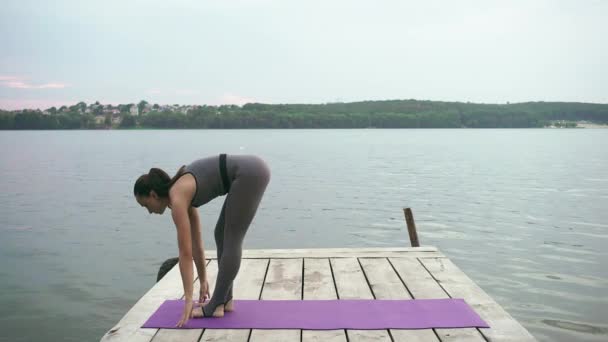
[{"xmin": 134, "ymin": 165, "xmax": 186, "ymax": 198}]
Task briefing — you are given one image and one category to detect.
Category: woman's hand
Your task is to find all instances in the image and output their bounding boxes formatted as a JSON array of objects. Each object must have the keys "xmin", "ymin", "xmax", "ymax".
[
  {"xmin": 176, "ymin": 299, "xmax": 194, "ymax": 328},
  {"xmin": 199, "ymin": 278, "xmax": 210, "ymax": 303}
]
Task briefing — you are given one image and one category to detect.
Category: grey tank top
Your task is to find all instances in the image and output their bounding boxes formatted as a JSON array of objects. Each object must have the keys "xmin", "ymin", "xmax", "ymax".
[{"xmin": 183, "ymin": 155, "xmax": 231, "ymax": 207}]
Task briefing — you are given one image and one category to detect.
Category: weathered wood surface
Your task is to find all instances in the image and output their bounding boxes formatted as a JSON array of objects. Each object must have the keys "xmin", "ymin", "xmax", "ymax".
[
  {"xmin": 249, "ymin": 258, "xmax": 302, "ymax": 341},
  {"xmin": 206, "ymin": 247, "xmax": 442, "ymax": 259},
  {"xmin": 100, "ymin": 247, "xmax": 536, "ymax": 342},
  {"xmin": 359, "ymin": 257, "xmax": 439, "ymax": 341},
  {"xmin": 389, "ymin": 257, "xmax": 484, "ymax": 341},
  {"xmin": 302, "ymin": 258, "xmax": 347, "ymax": 342},
  {"xmin": 420, "ymin": 258, "xmax": 537, "ymax": 341},
  {"xmin": 101, "ymin": 260, "xmax": 208, "ymax": 342}
]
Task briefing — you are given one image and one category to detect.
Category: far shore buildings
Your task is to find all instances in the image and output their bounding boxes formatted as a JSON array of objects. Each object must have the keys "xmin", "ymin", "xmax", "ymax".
[
  {"xmin": 142, "ymin": 103, "xmax": 152, "ymax": 114},
  {"xmin": 130, "ymin": 104, "xmax": 139, "ymax": 116},
  {"xmin": 14, "ymin": 102, "xmax": 198, "ymax": 118}
]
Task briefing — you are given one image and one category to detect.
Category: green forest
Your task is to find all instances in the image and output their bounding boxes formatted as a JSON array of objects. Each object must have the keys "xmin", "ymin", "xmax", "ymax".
[{"xmin": 1, "ymin": 100, "xmax": 607, "ymax": 129}]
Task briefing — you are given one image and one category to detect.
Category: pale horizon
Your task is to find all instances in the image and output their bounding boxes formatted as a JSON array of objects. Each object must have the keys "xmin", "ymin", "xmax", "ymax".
[{"xmin": 2, "ymin": 0, "xmax": 607, "ymax": 110}]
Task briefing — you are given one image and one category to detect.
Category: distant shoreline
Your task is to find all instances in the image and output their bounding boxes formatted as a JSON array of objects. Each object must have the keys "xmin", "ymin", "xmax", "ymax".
[
  {"xmin": 2, "ymin": 100, "xmax": 607, "ymax": 130},
  {"xmin": 544, "ymin": 121, "xmax": 608, "ymax": 129},
  {"xmin": 574, "ymin": 122, "xmax": 608, "ymax": 129}
]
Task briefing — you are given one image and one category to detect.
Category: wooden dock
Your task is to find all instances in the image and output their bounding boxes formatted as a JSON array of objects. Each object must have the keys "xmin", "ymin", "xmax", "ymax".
[{"xmin": 100, "ymin": 247, "xmax": 536, "ymax": 341}]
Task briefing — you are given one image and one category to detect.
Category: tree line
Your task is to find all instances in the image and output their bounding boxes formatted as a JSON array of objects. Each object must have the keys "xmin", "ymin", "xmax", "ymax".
[{"xmin": 1, "ymin": 100, "xmax": 607, "ymax": 129}]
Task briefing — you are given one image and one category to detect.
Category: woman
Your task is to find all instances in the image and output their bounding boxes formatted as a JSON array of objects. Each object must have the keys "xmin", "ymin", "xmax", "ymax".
[{"xmin": 133, "ymin": 154, "xmax": 270, "ymax": 327}]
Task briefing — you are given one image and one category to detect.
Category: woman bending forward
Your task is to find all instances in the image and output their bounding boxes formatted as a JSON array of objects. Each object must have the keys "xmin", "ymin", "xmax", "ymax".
[{"xmin": 134, "ymin": 154, "xmax": 270, "ymax": 327}]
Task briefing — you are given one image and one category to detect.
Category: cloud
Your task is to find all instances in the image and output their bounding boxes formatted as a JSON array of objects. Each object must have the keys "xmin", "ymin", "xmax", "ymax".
[
  {"xmin": 0, "ymin": 76, "xmax": 19, "ymax": 81},
  {"xmin": 5, "ymin": 81, "xmax": 67, "ymax": 89},
  {"xmin": 0, "ymin": 75, "xmax": 68, "ymax": 89}
]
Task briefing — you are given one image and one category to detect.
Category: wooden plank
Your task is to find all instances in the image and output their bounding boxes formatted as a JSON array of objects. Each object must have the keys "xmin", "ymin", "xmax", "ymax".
[
  {"xmin": 149, "ymin": 329, "xmax": 202, "ymax": 342},
  {"xmin": 244, "ymin": 246, "xmax": 438, "ymax": 253},
  {"xmin": 200, "ymin": 258, "xmax": 269, "ymax": 342},
  {"xmin": 249, "ymin": 258, "xmax": 303, "ymax": 342},
  {"xmin": 389, "ymin": 257, "xmax": 485, "ymax": 341},
  {"xmin": 201, "ymin": 247, "xmax": 442, "ymax": 259},
  {"xmin": 389, "ymin": 257, "xmax": 443, "ymax": 299},
  {"xmin": 302, "ymin": 258, "xmax": 347, "ymax": 342},
  {"xmin": 358, "ymin": 258, "xmax": 439, "ymax": 342},
  {"xmin": 331, "ymin": 258, "xmax": 391, "ymax": 342},
  {"xmin": 101, "ymin": 261, "xmax": 206, "ymax": 342},
  {"xmin": 420, "ymin": 258, "xmax": 537, "ymax": 341},
  {"xmin": 151, "ymin": 260, "xmax": 218, "ymax": 342}
]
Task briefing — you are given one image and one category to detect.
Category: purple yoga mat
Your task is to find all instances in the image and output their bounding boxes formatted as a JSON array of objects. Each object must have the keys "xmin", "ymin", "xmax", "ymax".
[{"xmin": 141, "ymin": 299, "xmax": 489, "ymax": 330}]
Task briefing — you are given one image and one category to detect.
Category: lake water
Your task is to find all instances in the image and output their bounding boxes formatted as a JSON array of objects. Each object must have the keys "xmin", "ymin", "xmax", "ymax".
[{"xmin": 0, "ymin": 129, "xmax": 607, "ymax": 341}]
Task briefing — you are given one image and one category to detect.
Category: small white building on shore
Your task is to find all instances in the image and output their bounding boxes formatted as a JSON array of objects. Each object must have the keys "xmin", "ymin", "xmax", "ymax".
[{"xmin": 130, "ymin": 105, "xmax": 139, "ymax": 116}]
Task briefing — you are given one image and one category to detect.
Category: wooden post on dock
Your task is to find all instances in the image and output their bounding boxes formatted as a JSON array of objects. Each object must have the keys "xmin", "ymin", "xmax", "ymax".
[{"xmin": 403, "ymin": 208, "xmax": 420, "ymax": 247}]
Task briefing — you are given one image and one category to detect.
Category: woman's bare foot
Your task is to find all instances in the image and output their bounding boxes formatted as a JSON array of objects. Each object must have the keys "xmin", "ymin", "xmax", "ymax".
[
  {"xmin": 224, "ymin": 299, "xmax": 234, "ymax": 312},
  {"xmin": 191, "ymin": 303, "xmax": 224, "ymax": 318}
]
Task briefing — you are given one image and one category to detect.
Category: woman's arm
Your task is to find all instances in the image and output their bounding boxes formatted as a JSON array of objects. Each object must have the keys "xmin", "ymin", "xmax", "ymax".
[
  {"xmin": 171, "ymin": 199, "xmax": 194, "ymax": 301},
  {"xmin": 188, "ymin": 206, "xmax": 207, "ymax": 282}
]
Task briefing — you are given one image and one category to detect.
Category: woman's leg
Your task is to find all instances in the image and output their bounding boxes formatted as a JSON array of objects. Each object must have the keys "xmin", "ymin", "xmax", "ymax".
[
  {"xmin": 213, "ymin": 200, "xmax": 234, "ymax": 305},
  {"xmin": 202, "ymin": 158, "xmax": 270, "ymax": 316},
  {"xmin": 193, "ymin": 200, "xmax": 232, "ymax": 317}
]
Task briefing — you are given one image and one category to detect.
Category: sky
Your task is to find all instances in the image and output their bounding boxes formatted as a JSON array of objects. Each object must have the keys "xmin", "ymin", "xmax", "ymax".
[{"xmin": 1, "ymin": 0, "xmax": 607, "ymax": 110}]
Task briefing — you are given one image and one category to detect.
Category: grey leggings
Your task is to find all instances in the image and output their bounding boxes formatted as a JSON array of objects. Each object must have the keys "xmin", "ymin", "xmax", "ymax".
[{"xmin": 203, "ymin": 157, "xmax": 270, "ymax": 315}]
